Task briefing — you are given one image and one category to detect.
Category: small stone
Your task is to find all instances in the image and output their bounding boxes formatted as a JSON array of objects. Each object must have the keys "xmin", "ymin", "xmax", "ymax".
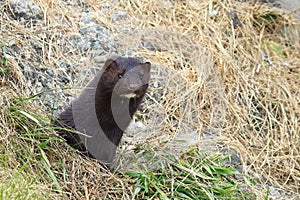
[
  {"xmin": 38, "ymin": 75, "xmax": 48, "ymax": 87},
  {"xmin": 153, "ymin": 81, "xmax": 159, "ymax": 88},
  {"xmin": 90, "ymin": 39, "xmax": 100, "ymax": 49},
  {"xmin": 11, "ymin": 44, "xmax": 20, "ymax": 54},
  {"xmin": 210, "ymin": 10, "xmax": 218, "ymax": 17},
  {"xmin": 36, "ymin": 82, "xmax": 43, "ymax": 92},
  {"xmin": 262, "ymin": 55, "xmax": 269, "ymax": 60},
  {"xmin": 9, "ymin": 40, "xmax": 16, "ymax": 46},
  {"xmin": 30, "ymin": 39, "xmax": 43, "ymax": 55},
  {"xmin": 153, "ymin": 92, "xmax": 163, "ymax": 100},
  {"xmin": 282, "ymin": 62, "xmax": 289, "ymax": 67},
  {"xmin": 141, "ymin": 41, "xmax": 156, "ymax": 51},
  {"xmin": 229, "ymin": 10, "xmax": 243, "ymax": 27},
  {"xmin": 46, "ymin": 82, "xmax": 52, "ymax": 89},
  {"xmin": 102, "ymin": 3, "xmax": 110, "ymax": 9},
  {"xmin": 268, "ymin": 186, "xmax": 282, "ymax": 199},
  {"xmin": 8, "ymin": 0, "xmax": 43, "ymax": 22},
  {"xmin": 81, "ymin": 10, "xmax": 93, "ymax": 24},
  {"xmin": 79, "ymin": 28, "xmax": 88, "ymax": 35},
  {"xmin": 45, "ymin": 68, "xmax": 54, "ymax": 76},
  {"xmin": 111, "ymin": 10, "xmax": 127, "ymax": 21},
  {"xmin": 2, "ymin": 47, "xmax": 13, "ymax": 56},
  {"xmin": 90, "ymin": 49, "xmax": 105, "ymax": 58}
]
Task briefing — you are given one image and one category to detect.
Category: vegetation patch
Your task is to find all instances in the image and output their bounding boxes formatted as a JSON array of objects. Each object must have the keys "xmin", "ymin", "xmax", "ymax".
[
  {"xmin": 0, "ymin": 0, "xmax": 299, "ymax": 199},
  {"xmin": 126, "ymin": 149, "xmax": 254, "ymax": 199}
]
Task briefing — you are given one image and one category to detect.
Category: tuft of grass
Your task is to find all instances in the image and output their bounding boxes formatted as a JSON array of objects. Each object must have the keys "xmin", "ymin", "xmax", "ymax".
[
  {"xmin": 0, "ymin": 55, "xmax": 10, "ymax": 76},
  {"xmin": 125, "ymin": 148, "xmax": 254, "ymax": 199},
  {"xmin": 266, "ymin": 40, "xmax": 286, "ymax": 57},
  {"xmin": 2, "ymin": 95, "xmax": 63, "ymax": 195},
  {"xmin": 1, "ymin": 93, "xmax": 126, "ymax": 199},
  {"xmin": 0, "ymin": 166, "xmax": 49, "ymax": 200},
  {"xmin": 260, "ymin": 12, "xmax": 278, "ymax": 22},
  {"xmin": 0, "ymin": 110, "xmax": 49, "ymax": 198}
]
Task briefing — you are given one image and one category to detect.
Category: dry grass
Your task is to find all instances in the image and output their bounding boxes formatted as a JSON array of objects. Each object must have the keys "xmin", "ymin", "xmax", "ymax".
[
  {"xmin": 0, "ymin": 0, "xmax": 299, "ymax": 199},
  {"xmin": 113, "ymin": 1, "xmax": 300, "ymax": 196}
]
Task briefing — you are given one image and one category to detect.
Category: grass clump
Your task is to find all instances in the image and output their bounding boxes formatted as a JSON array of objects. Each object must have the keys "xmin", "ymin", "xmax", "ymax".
[
  {"xmin": 5, "ymin": 97, "xmax": 64, "ymax": 192},
  {"xmin": 0, "ymin": 55, "xmax": 10, "ymax": 76},
  {"xmin": 0, "ymin": 166, "xmax": 49, "ymax": 200},
  {"xmin": 126, "ymin": 148, "xmax": 254, "ymax": 199},
  {"xmin": 0, "ymin": 92, "xmax": 130, "ymax": 199},
  {"xmin": 0, "ymin": 95, "xmax": 59, "ymax": 199}
]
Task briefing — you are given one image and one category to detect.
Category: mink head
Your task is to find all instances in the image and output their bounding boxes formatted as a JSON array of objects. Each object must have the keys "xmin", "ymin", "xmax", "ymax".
[{"xmin": 98, "ymin": 56, "xmax": 151, "ymax": 99}]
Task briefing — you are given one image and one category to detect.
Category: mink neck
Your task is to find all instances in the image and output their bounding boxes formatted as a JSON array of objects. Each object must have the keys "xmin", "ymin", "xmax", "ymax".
[{"xmin": 95, "ymin": 88, "xmax": 141, "ymax": 145}]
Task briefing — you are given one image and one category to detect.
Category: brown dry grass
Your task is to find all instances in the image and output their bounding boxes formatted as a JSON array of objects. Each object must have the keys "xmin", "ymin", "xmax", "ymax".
[
  {"xmin": 113, "ymin": 1, "xmax": 300, "ymax": 196},
  {"xmin": 0, "ymin": 0, "xmax": 299, "ymax": 199}
]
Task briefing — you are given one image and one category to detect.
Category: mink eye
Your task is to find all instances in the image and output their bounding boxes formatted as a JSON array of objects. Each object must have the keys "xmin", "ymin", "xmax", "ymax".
[{"xmin": 118, "ymin": 74, "xmax": 123, "ymax": 79}]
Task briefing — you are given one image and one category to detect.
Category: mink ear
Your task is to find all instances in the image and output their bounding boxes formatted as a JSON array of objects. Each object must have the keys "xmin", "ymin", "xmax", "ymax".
[
  {"xmin": 142, "ymin": 62, "xmax": 151, "ymax": 72},
  {"xmin": 104, "ymin": 58, "xmax": 118, "ymax": 70}
]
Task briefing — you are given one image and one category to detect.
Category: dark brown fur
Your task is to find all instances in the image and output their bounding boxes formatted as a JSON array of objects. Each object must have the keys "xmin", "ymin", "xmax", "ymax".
[{"xmin": 55, "ymin": 56, "xmax": 151, "ymax": 162}]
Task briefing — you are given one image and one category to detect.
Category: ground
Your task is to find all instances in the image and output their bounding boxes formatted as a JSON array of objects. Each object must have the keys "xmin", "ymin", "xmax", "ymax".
[{"xmin": 0, "ymin": 0, "xmax": 299, "ymax": 199}]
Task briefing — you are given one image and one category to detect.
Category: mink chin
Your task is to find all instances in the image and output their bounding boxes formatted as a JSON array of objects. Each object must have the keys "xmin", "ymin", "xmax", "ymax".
[{"xmin": 54, "ymin": 56, "xmax": 151, "ymax": 166}]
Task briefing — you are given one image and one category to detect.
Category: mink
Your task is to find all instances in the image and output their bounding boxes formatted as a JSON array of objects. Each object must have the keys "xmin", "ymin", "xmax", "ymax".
[{"xmin": 54, "ymin": 56, "xmax": 151, "ymax": 165}]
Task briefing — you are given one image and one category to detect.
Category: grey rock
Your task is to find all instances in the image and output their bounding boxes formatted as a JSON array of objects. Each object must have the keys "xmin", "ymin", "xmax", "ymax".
[
  {"xmin": 0, "ymin": 40, "xmax": 20, "ymax": 56},
  {"xmin": 278, "ymin": 0, "xmax": 300, "ymax": 20},
  {"xmin": 2, "ymin": 0, "xmax": 118, "ymax": 114},
  {"xmin": 111, "ymin": 10, "xmax": 127, "ymax": 21},
  {"xmin": 90, "ymin": 50, "xmax": 105, "ymax": 58},
  {"xmin": 90, "ymin": 39, "xmax": 100, "ymax": 49},
  {"xmin": 153, "ymin": 92, "xmax": 163, "ymax": 100},
  {"xmin": 21, "ymin": 62, "xmax": 37, "ymax": 80},
  {"xmin": 8, "ymin": 40, "xmax": 16, "ymax": 46},
  {"xmin": 80, "ymin": 25, "xmax": 108, "ymax": 37},
  {"xmin": 102, "ymin": 3, "xmax": 111, "ymax": 9},
  {"xmin": 269, "ymin": 186, "xmax": 282, "ymax": 198},
  {"xmin": 81, "ymin": 10, "xmax": 93, "ymax": 24},
  {"xmin": 8, "ymin": 0, "xmax": 42, "ymax": 23},
  {"xmin": 36, "ymin": 82, "xmax": 43, "ymax": 93},
  {"xmin": 2, "ymin": 46, "xmax": 13, "ymax": 56},
  {"xmin": 10, "ymin": 44, "xmax": 20, "ymax": 54},
  {"xmin": 79, "ymin": 28, "xmax": 88, "ymax": 35},
  {"xmin": 45, "ymin": 68, "xmax": 54, "ymax": 76},
  {"xmin": 71, "ymin": 24, "xmax": 117, "ymax": 56},
  {"xmin": 30, "ymin": 39, "xmax": 42, "ymax": 49},
  {"xmin": 38, "ymin": 75, "xmax": 48, "ymax": 88},
  {"xmin": 141, "ymin": 41, "xmax": 156, "ymax": 51},
  {"xmin": 236, "ymin": 0, "xmax": 300, "ymax": 20},
  {"xmin": 30, "ymin": 39, "xmax": 43, "ymax": 55},
  {"xmin": 115, "ymin": 24, "xmax": 130, "ymax": 33}
]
